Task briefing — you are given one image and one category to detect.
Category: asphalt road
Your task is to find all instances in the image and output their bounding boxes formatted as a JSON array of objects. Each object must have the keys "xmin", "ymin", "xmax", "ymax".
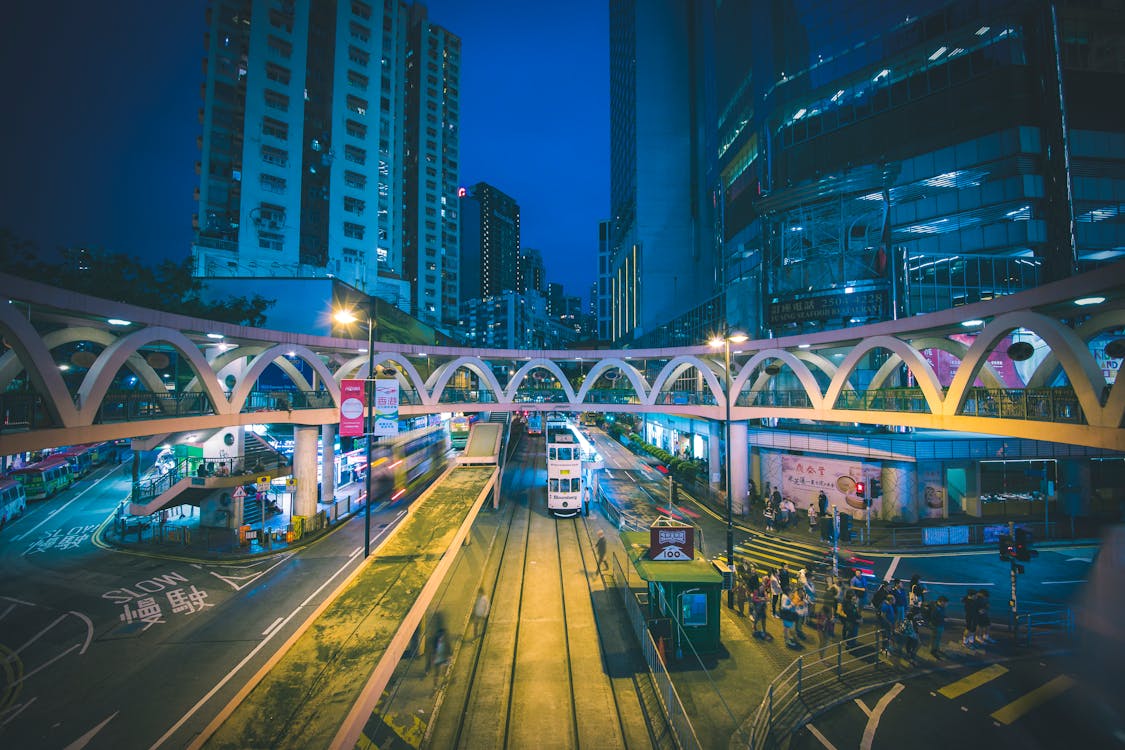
[{"xmin": 0, "ymin": 458, "xmax": 405, "ymax": 750}]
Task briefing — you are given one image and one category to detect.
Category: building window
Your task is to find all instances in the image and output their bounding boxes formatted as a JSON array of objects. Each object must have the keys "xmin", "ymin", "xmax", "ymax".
[
  {"xmin": 264, "ymin": 89, "xmax": 289, "ymax": 111},
  {"xmin": 344, "ymin": 145, "xmax": 366, "ymax": 165},
  {"xmin": 258, "ymin": 232, "xmax": 284, "ymax": 251},
  {"xmin": 344, "ymin": 222, "xmax": 365, "ymax": 239},
  {"xmin": 258, "ymin": 203, "xmax": 285, "ymax": 229},
  {"xmin": 350, "ymin": 21, "xmax": 370, "ymax": 43},
  {"xmin": 351, "ymin": 0, "xmax": 372, "ymax": 20},
  {"xmin": 347, "ymin": 70, "xmax": 368, "ymax": 90},
  {"xmin": 344, "ymin": 196, "xmax": 366, "ymax": 215},
  {"xmin": 261, "ymin": 145, "xmax": 288, "ymax": 166},
  {"xmin": 345, "ymin": 119, "xmax": 367, "ymax": 139},
  {"xmin": 348, "ymin": 45, "xmax": 369, "ymax": 67},
  {"xmin": 260, "ymin": 174, "xmax": 287, "ymax": 193},
  {"xmin": 346, "ymin": 95, "xmax": 367, "ymax": 116},
  {"xmin": 262, "ymin": 117, "xmax": 288, "ymax": 140},
  {"xmin": 344, "ymin": 170, "xmax": 367, "ymax": 189},
  {"xmin": 267, "ymin": 35, "xmax": 292, "ymax": 59},
  {"xmin": 265, "ymin": 63, "xmax": 290, "ymax": 85}
]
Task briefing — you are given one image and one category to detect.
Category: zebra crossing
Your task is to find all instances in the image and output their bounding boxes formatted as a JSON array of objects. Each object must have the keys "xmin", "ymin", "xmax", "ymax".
[{"xmin": 730, "ymin": 531, "xmax": 828, "ymax": 577}]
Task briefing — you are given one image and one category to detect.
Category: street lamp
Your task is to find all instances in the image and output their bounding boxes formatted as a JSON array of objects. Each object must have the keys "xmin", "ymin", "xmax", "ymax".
[
  {"xmin": 335, "ymin": 297, "xmax": 377, "ymax": 558},
  {"xmin": 709, "ymin": 330, "xmax": 748, "ymax": 608}
]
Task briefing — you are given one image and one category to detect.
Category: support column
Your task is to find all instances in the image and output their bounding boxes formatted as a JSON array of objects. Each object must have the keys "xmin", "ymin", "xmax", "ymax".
[
  {"xmin": 320, "ymin": 424, "xmax": 336, "ymax": 508},
  {"xmin": 708, "ymin": 420, "xmax": 722, "ymax": 487},
  {"xmin": 730, "ymin": 420, "xmax": 749, "ymax": 516},
  {"xmin": 293, "ymin": 425, "xmax": 319, "ymax": 518},
  {"xmin": 880, "ymin": 461, "xmax": 917, "ymax": 523}
]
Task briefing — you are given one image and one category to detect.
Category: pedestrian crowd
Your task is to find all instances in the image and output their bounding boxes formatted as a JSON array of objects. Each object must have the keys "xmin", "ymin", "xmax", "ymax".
[{"xmin": 731, "ymin": 562, "xmax": 992, "ymax": 663}]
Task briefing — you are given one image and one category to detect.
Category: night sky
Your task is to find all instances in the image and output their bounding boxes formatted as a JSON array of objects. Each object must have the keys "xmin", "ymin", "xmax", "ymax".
[{"xmin": 0, "ymin": 0, "xmax": 608, "ymax": 302}]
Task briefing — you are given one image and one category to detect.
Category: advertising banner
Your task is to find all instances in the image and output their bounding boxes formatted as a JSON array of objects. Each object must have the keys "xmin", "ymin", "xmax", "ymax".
[
  {"xmin": 373, "ymin": 378, "xmax": 399, "ymax": 436},
  {"xmin": 780, "ymin": 454, "xmax": 881, "ymax": 516},
  {"xmin": 918, "ymin": 464, "xmax": 946, "ymax": 519},
  {"xmin": 339, "ymin": 379, "xmax": 365, "ymax": 437}
]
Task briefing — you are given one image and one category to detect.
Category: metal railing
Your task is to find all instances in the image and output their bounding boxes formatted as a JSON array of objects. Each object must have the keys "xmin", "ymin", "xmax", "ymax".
[
  {"xmin": 612, "ymin": 552, "xmax": 702, "ymax": 750},
  {"xmin": 1017, "ymin": 607, "xmax": 1075, "ymax": 647}
]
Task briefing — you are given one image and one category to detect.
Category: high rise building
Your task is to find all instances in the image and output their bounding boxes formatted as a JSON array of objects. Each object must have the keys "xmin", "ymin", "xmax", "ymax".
[
  {"xmin": 714, "ymin": 0, "xmax": 1124, "ymax": 338},
  {"xmin": 191, "ymin": 0, "xmax": 461, "ymax": 330},
  {"xmin": 597, "ymin": 219, "xmax": 612, "ymax": 341},
  {"xmin": 460, "ymin": 182, "xmax": 521, "ymax": 299},
  {"xmin": 607, "ymin": 0, "xmax": 719, "ymax": 344},
  {"xmin": 519, "ymin": 247, "xmax": 545, "ymax": 295}
]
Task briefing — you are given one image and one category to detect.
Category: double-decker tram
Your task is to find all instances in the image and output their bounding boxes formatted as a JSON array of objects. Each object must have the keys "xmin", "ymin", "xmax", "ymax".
[
  {"xmin": 546, "ymin": 417, "xmax": 584, "ymax": 517},
  {"xmin": 526, "ymin": 412, "xmax": 543, "ymax": 436},
  {"xmin": 448, "ymin": 415, "xmax": 472, "ymax": 450}
]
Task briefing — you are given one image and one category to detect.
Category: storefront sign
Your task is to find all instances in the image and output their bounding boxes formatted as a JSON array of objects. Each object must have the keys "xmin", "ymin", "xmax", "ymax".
[
  {"xmin": 339, "ymin": 379, "xmax": 365, "ymax": 437},
  {"xmin": 648, "ymin": 520, "xmax": 694, "ymax": 561}
]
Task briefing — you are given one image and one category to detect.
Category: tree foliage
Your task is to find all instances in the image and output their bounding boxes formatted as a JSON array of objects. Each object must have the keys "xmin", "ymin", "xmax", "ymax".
[{"xmin": 0, "ymin": 231, "xmax": 274, "ymax": 326}]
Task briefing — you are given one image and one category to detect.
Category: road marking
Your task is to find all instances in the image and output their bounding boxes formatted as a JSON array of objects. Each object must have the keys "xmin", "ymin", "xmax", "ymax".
[
  {"xmin": 938, "ymin": 664, "xmax": 1009, "ymax": 699},
  {"xmin": 1042, "ymin": 580, "xmax": 1087, "ymax": 585},
  {"xmin": 17, "ymin": 643, "xmax": 80, "ymax": 684},
  {"xmin": 916, "ymin": 580, "xmax": 994, "ymax": 587},
  {"xmin": 261, "ymin": 617, "xmax": 284, "ymax": 637},
  {"xmin": 860, "ymin": 683, "xmax": 904, "ymax": 750},
  {"xmin": 805, "ymin": 722, "xmax": 838, "ymax": 749},
  {"xmin": 884, "ymin": 556, "xmax": 902, "ymax": 581},
  {"xmin": 5, "ymin": 613, "xmax": 67, "ymax": 661},
  {"xmin": 62, "ymin": 711, "xmax": 118, "ymax": 750},
  {"xmin": 990, "ymin": 675, "xmax": 1076, "ymax": 725},
  {"xmin": 12, "ymin": 468, "xmax": 120, "ymax": 541},
  {"xmin": 854, "ymin": 698, "xmax": 872, "ymax": 716},
  {"xmin": 0, "ymin": 595, "xmax": 35, "ymax": 606},
  {"xmin": 207, "ymin": 553, "xmax": 295, "ymax": 591},
  {"xmin": 0, "ymin": 697, "xmax": 36, "ymax": 726}
]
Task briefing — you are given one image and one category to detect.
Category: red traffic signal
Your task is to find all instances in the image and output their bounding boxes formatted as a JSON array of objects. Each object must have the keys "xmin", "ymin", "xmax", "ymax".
[{"xmin": 855, "ymin": 481, "xmax": 865, "ymax": 496}]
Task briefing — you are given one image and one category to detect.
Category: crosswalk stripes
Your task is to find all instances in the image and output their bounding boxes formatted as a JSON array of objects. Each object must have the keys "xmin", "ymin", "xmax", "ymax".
[
  {"xmin": 731, "ymin": 531, "xmax": 827, "ymax": 576},
  {"xmin": 936, "ymin": 664, "xmax": 1076, "ymax": 727}
]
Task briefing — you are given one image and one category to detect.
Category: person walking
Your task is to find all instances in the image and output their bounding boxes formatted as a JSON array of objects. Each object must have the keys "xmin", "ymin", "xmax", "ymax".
[
  {"xmin": 807, "ymin": 503, "xmax": 818, "ymax": 533},
  {"xmin": 471, "ymin": 588, "xmax": 490, "ymax": 639},
  {"xmin": 594, "ymin": 529, "xmax": 607, "ymax": 571},
  {"xmin": 769, "ymin": 569, "xmax": 782, "ymax": 616},
  {"xmin": 779, "ymin": 591, "xmax": 799, "ymax": 647},
  {"xmin": 817, "ymin": 600, "xmax": 835, "ymax": 646},
  {"xmin": 909, "ymin": 573, "xmax": 927, "ymax": 609},
  {"xmin": 976, "ymin": 590, "xmax": 994, "ymax": 644},
  {"xmin": 778, "ymin": 562, "xmax": 792, "ymax": 594},
  {"xmin": 891, "ymin": 579, "xmax": 908, "ymax": 623},
  {"xmin": 929, "ymin": 595, "xmax": 948, "ymax": 658},
  {"xmin": 850, "ymin": 569, "xmax": 868, "ymax": 609},
  {"xmin": 430, "ymin": 629, "xmax": 450, "ymax": 688},
  {"xmin": 877, "ymin": 593, "xmax": 896, "ymax": 656},
  {"xmin": 793, "ymin": 589, "xmax": 809, "ymax": 641},
  {"xmin": 962, "ymin": 589, "xmax": 979, "ymax": 648},
  {"xmin": 840, "ymin": 590, "xmax": 862, "ymax": 646},
  {"xmin": 751, "ymin": 584, "xmax": 770, "ymax": 639}
]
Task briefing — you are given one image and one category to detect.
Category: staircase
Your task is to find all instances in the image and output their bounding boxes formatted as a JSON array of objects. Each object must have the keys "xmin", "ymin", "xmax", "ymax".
[
  {"xmin": 241, "ymin": 432, "xmax": 290, "ymax": 476},
  {"xmin": 241, "ymin": 488, "xmax": 264, "ymax": 525}
]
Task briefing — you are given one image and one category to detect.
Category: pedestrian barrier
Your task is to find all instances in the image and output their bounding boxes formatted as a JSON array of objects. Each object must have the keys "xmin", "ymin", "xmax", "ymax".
[
  {"xmin": 611, "ymin": 551, "xmax": 703, "ymax": 750},
  {"xmin": 1016, "ymin": 607, "xmax": 1074, "ymax": 647}
]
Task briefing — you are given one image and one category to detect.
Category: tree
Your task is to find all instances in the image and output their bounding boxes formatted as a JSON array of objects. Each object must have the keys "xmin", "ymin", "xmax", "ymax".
[{"xmin": 0, "ymin": 232, "xmax": 273, "ymax": 326}]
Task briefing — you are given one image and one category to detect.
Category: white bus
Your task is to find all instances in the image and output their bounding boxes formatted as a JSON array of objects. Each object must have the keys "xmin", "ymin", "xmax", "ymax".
[{"xmin": 0, "ymin": 479, "xmax": 27, "ymax": 527}]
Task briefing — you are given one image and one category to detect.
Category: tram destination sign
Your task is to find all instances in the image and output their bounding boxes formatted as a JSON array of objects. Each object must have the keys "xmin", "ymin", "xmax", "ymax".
[{"xmin": 648, "ymin": 520, "xmax": 695, "ymax": 561}]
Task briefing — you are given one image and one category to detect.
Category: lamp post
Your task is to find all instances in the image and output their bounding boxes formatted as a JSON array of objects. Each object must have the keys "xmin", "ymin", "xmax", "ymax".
[
  {"xmin": 335, "ymin": 297, "xmax": 377, "ymax": 558},
  {"xmin": 709, "ymin": 330, "xmax": 748, "ymax": 608}
]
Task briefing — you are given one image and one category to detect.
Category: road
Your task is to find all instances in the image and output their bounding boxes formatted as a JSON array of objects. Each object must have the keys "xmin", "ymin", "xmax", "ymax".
[{"xmin": 0, "ymin": 457, "xmax": 403, "ymax": 749}]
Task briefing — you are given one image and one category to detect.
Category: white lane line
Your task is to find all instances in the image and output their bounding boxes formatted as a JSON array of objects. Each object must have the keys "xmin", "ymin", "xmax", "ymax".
[
  {"xmin": 351, "ymin": 546, "xmax": 362, "ymax": 558},
  {"xmin": 17, "ymin": 643, "xmax": 80, "ymax": 684},
  {"xmin": 0, "ymin": 697, "xmax": 37, "ymax": 726},
  {"xmin": 805, "ymin": 722, "xmax": 838, "ymax": 749},
  {"xmin": 0, "ymin": 595, "xmax": 35, "ymax": 606},
  {"xmin": 854, "ymin": 698, "xmax": 872, "ymax": 717},
  {"xmin": 1042, "ymin": 579, "xmax": 1087, "ymax": 585},
  {"xmin": 0, "ymin": 603, "xmax": 16, "ymax": 622},
  {"xmin": 261, "ymin": 617, "xmax": 284, "ymax": 638},
  {"xmin": 62, "ymin": 711, "xmax": 118, "ymax": 750},
  {"xmin": 860, "ymin": 683, "xmax": 905, "ymax": 750},
  {"xmin": 149, "ymin": 544, "xmax": 368, "ymax": 750},
  {"xmin": 70, "ymin": 611, "xmax": 94, "ymax": 654},
  {"xmin": 5, "ymin": 613, "xmax": 67, "ymax": 661},
  {"xmin": 884, "ymin": 556, "xmax": 902, "ymax": 581},
  {"xmin": 13, "ymin": 469, "xmax": 119, "ymax": 541}
]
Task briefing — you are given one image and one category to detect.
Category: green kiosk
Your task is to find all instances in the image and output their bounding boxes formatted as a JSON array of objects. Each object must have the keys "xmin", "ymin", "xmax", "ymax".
[{"xmin": 623, "ymin": 518, "xmax": 723, "ymax": 659}]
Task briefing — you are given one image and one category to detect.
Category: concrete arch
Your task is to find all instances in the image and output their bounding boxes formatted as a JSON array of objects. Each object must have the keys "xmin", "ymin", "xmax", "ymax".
[
  {"xmin": 0, "ymin": 301, "xmax": 80, "ymax": 427},
  {"xmin": 647, "ymin": 356, "xmax": 724, "ymax": 407},
  {"xmin": 228, "ymin": 345, "xmax": 339, "ymax": 413},
  {"xmin": 1026, "ymin": 309, "xmax": 1125, "ymax": 388},
  {"xmin": 868, "ymin": 336, "xmax": 1003, "ymax": 390},
  {"xmin": 793, "ymin": 350, "xmax": 845, "ymax": 388},
  {"xmin": 362, "ymin": 353, "xmax": 428, "ymax": 406},
  {"xmin": 825, "ymin": 337, "xmax": 944, "ymax": 415},
  {"xmin": 0, "ymin": 326, "xmax": 165, "ymax": 397},
  {"xmin": 184, "ymin": 346, "xmax": 266, "ymax": 393},
  {"xmin": 505, "ymin": 359, "xmax": 578, "ymax": 403},
  {"xmin": 736, "ymin": 349, "xmax": 825, "ymax": 410},
  {"xmin": 945, "ymin": 311, "xmax": 1106, "ymax": 423},
  {"xmin": 77, "ymin": 327, "xmax": 232, "ymax": 422},
  {"xmin": 575, "ymin": 357, "xmax": 650, "ymax": 403},
  {"xmin": 427, "ymin": 356, "xmax": 505, "ymax": 404}
]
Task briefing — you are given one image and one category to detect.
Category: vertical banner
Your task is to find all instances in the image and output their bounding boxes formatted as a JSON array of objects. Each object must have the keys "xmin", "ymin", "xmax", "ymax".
[
  {"xmin": 374, "ymin": 378, "xmax": 399, "ymax": 436},
  {"xmin": 339, "ymin": 379, "xmax": 365, "ymax": 437}
]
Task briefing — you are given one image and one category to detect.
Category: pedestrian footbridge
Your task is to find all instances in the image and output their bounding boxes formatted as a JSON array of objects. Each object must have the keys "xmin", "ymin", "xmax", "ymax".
[{"xmin": 1, "ymin": 263, "xmax": 1123, "ymax": 455}]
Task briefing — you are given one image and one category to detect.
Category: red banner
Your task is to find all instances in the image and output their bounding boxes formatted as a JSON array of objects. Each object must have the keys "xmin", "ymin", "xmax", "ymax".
[{"xmin": 339, "ymin": 379, "xmax": 365, "ymax": 437}]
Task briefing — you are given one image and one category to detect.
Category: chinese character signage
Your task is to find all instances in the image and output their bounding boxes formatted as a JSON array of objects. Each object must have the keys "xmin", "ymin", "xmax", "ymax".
[
  {"xmin": 648, "ymin": 520, "xmax": 694, "ymax": 561},
  {"xmin": 374, "ymin": 378, "xmax": 399, "ymax": 436},
  {"xmin": 780, "ymin": 454, "xmax": 881, "ymax": 515},
  {"xmin": 339, "ymin": 379, "xmax": 365, "ymax": 437}
]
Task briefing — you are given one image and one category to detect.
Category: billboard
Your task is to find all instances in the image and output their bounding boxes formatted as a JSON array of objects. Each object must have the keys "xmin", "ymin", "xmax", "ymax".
[
  {"xmin": 339, "ymin": 379, "xmax": 365, "ymax": 437},
  {"xmin": 780, "ymin": 454, "xmax": 881, "ymax": 515},
  {"xmin": 373, "ymin": 379, "xmax": 399, "ymax": 436}
]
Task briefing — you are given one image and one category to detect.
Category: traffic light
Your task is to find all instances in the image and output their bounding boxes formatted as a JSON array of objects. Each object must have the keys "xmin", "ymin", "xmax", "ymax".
[
  {"xmin": 998, "ymin": 533, "xmax": 1014, "ymax": 562},
  {"xmin": 1014, "ymin": 527, "xmax": 1035, "ymax": 562},
  {"xmin": 856, "ymin": 481, "xmax": 869, "ymax": 506}
]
